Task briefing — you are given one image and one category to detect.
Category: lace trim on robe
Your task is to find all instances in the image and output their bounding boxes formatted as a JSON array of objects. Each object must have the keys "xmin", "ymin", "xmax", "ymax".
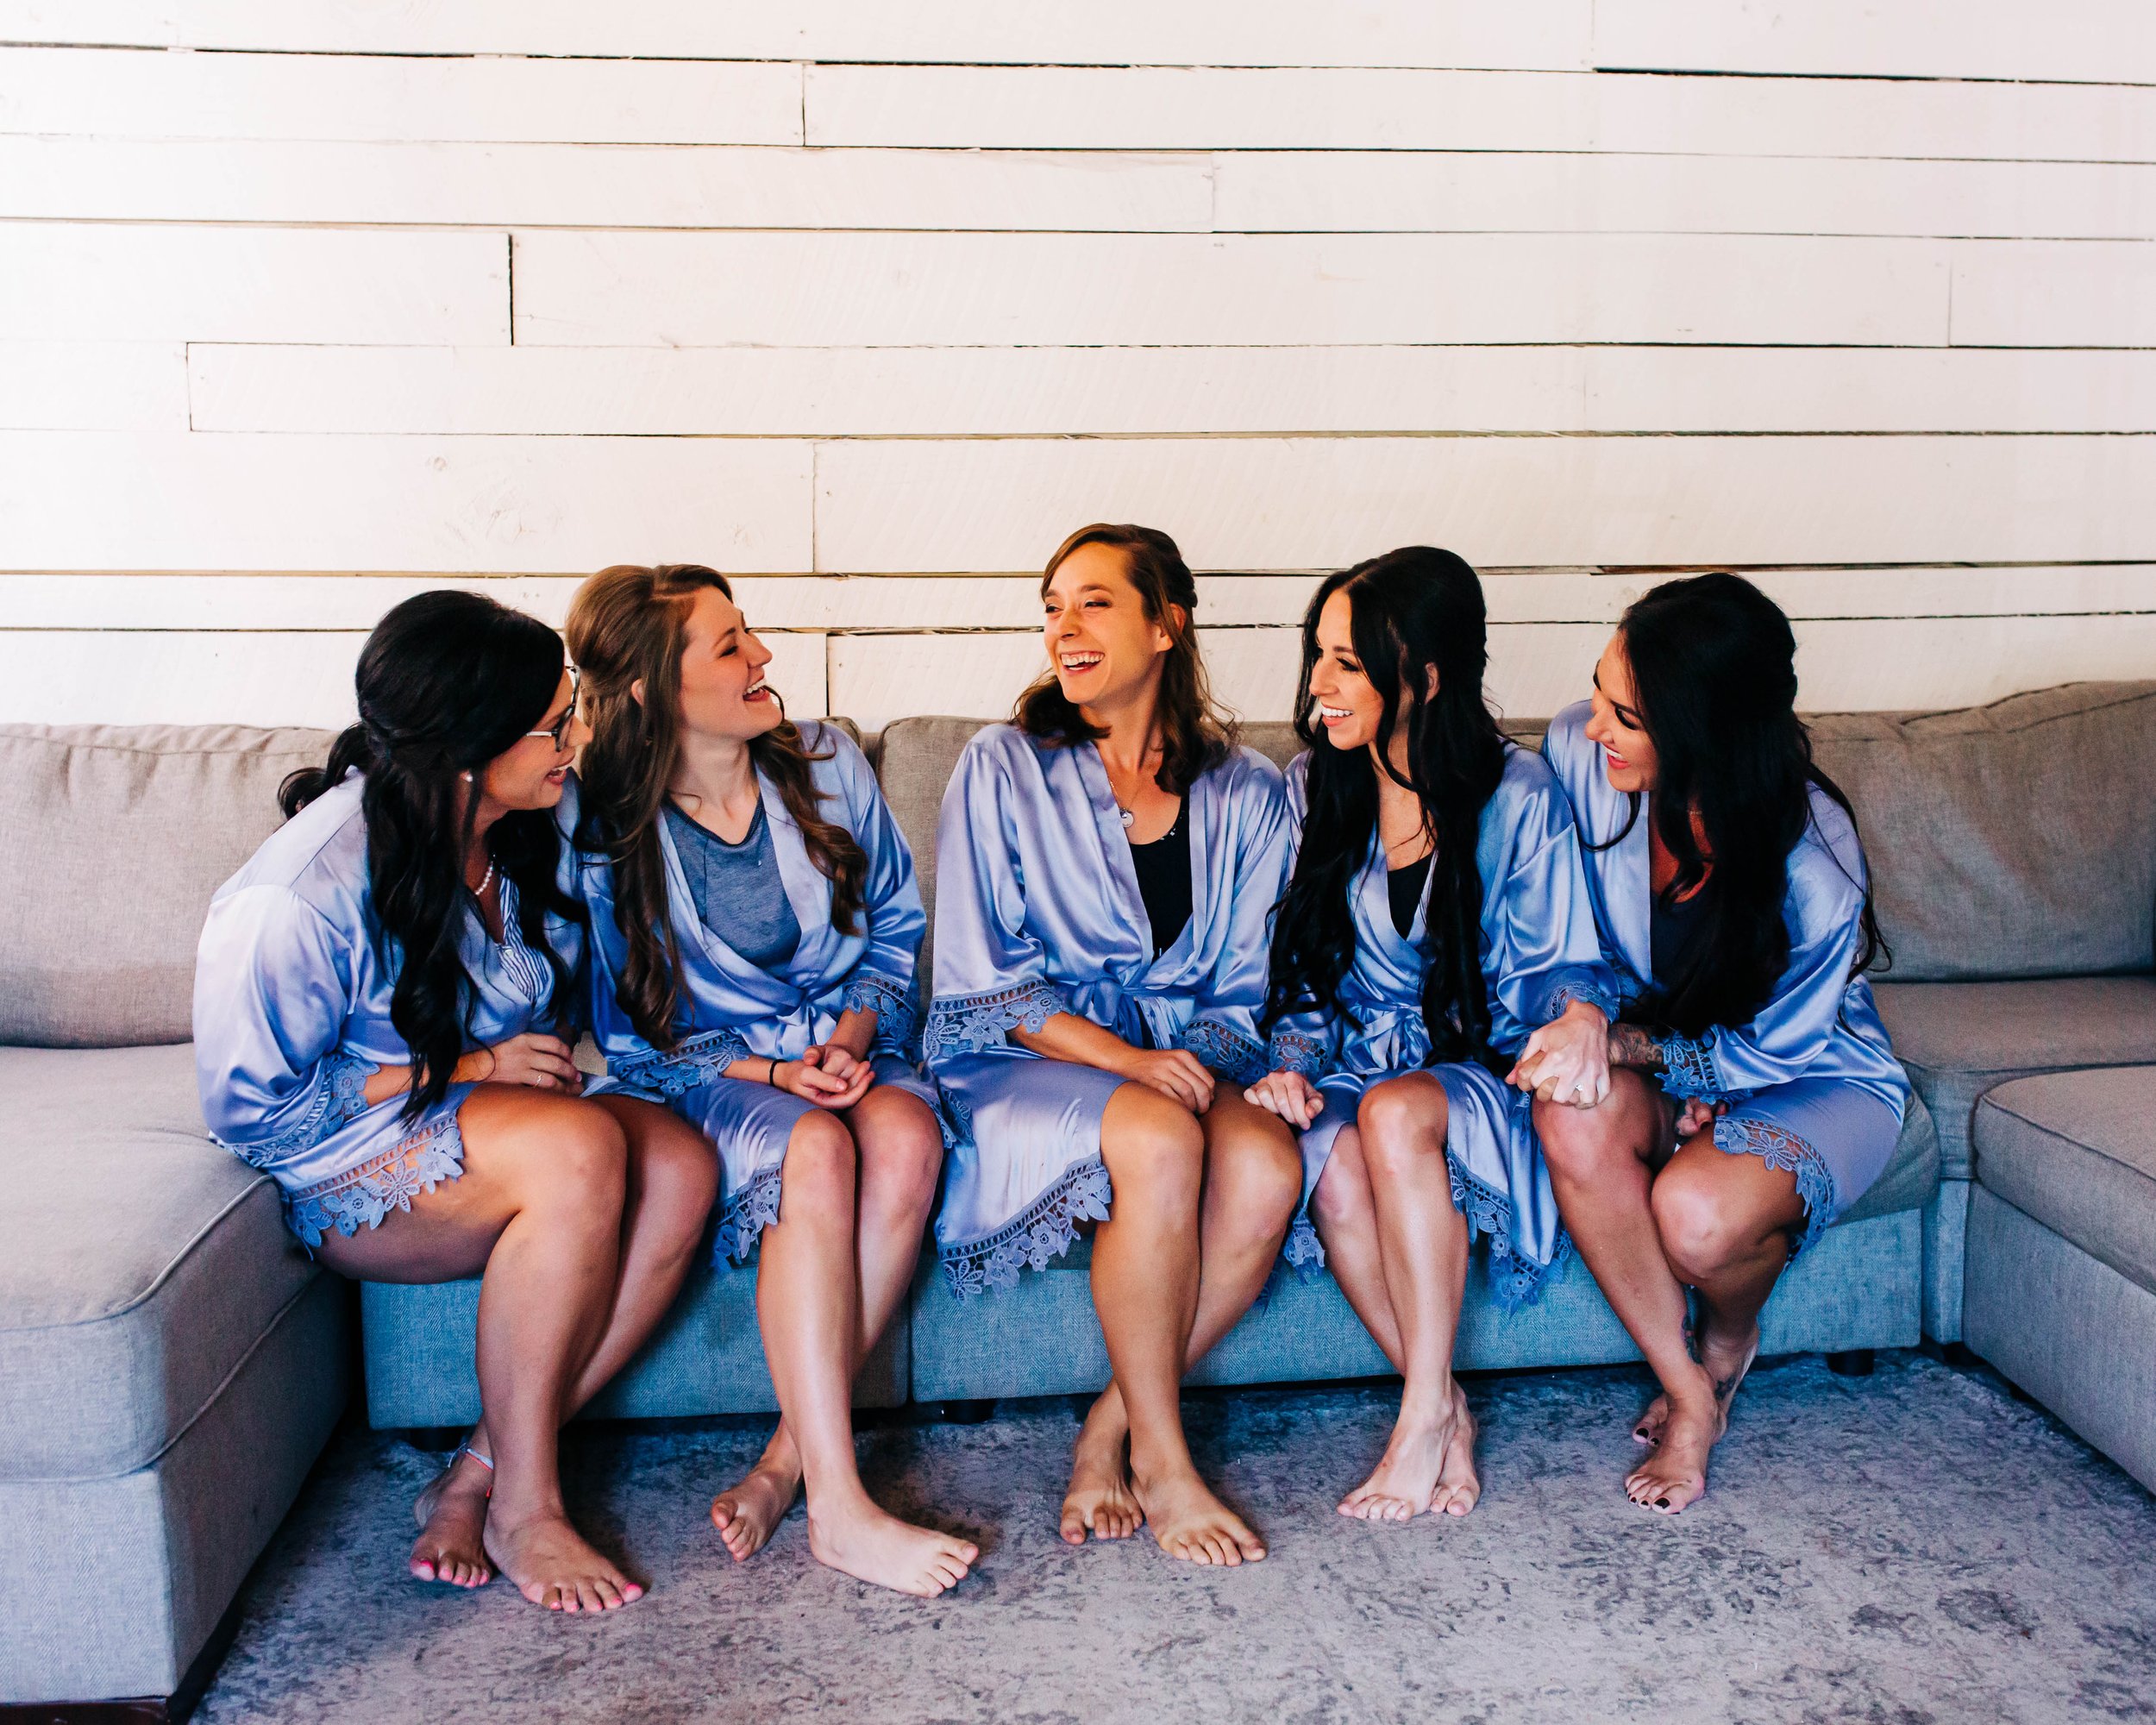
[
  {"xmin": 922, "ymin": 979, "xmax": 1069, "ymax": 1063},
  {"xmin": 1544, "ymin": 980, "xmax": 1619, "ymax": 1024},
  {"xmin": 610, "ymin": 1026, "xmax": 753, "ymax": 1099},
  {"xmin": 1266, "ymin": 1026, "xmax": 1329, "ymax": 1080},
  {"xmin": 284, "ymin": 1112, "xmax": 463, "ymax": 1251},
  {"xmin": 938, "ymin": 1157, "xmax": 1114, "ymax": 1300},
  {"xmin": 1714, "ymin": 1115, "xmax": 1838, "ymax": 1257},
  {"xmin": 1447, "ymin": 1151, "xmax": 1569, "ymax": 1312},
  {"xmin": 221, "ymin": 1048, "xmax": 379, "ymax": 1172},
  {"xmin": 1283, "ymin": 1208, "xmax": 1326, "ymax": 1276},
  {"xmin": 1175, "ymin": 1018, "xmax": 1268, "ymax": 1086},
  {"xmin": 1655, "ymin": 1032, "xmax": 1725, "ymax": 1101},
  {"xmin": 712, "ymin": 1163, "xmax": 786, "ymax": 1266},
  {"xmin": 843, "ymin": 969, "xmax": 921, "ymax": 1059}
]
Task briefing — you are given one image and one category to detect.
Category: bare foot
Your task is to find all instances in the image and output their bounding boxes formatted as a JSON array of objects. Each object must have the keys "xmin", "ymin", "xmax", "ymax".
[
  {"xmin": 1633, "ymin": 1391, "xmax": 1670, "ymax": 1447},
  {"xmin": 1429, "ymin": 1390, "xmax": 1482, "ymax": 1519},
  {"xmin": 711, "ymin": 1430, "xmax": 802, "ymax": 1563},
  {"xmin": 807, "ymin": 1496, "xmax": 977, "ymax": 1597},
  {"xmin": 1338, "ymin": 1387, "xmax": 1468, "ymax": 1524},
  {"xmin": 483, "ymin": 1510, "xmax": 643, "ymax": 1612},
  {"xmin": 410, "ymin": 1448, "xmax": 493, "ymax": 1588},
  {"xmin": 1625, "ymin": 1393, "xmax": 1721, "ymax": 1515},
  {"xmin": 1060, "ymin": 1392, "xmax": 1141, "ymax": 1545},
  {"xmin": 1131, "ymin": 1460, "xmax": 1266, "ymax": 1565}
]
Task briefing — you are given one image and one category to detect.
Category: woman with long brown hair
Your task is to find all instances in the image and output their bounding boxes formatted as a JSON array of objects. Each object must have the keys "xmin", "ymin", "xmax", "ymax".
[
  {"xmin": 565, "ymin": 564, "xmax": 975, "ymax": 1598},
  {"xmin": 926, "ymin": 524, "xmax": 1300, "ymax": 1566}
]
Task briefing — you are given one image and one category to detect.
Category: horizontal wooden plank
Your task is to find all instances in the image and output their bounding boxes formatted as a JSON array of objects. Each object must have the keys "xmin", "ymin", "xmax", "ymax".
[
  {"xmin": 0, "ymin": 47, "xmax": 804, "ymax": 144},
  {"xmin": 0, "ymin": 628, "xmax": 828, "ymax": 727},
  {"xmin": 829, "ymin": 613, "xmax": 2156, "ymax": 729},
  {"xmin": 0, "ymin": 138, "xmax": 1211, "ymax": 233},
  {"xmin": 1952, "ymin": 242, "xmax": 2156, "ymax": 348},
  {"xmin": 0, "ymin": 224, "xmax": 506, "ymax": 344},
  {"xmin": 514, "ymin": 230, "xmax": 1946, "ymax": 348},
  {"xmin": 0, "ymin": 341, "xmax": 186, "ymax": 430},
  {"xmin": 812, "ymin": 436, "xmax": 2156, "ymax": 572},
  {"xmin": 0, "ymin": 434, "xmax": 813, "ymax": 574},
  {"xmin": 1594, "ymin": 0, "xmax": 2156, "ymax": 86},
  {"xmin": 0, "ymin": 1, "xmax": 1594, "ymax": 69},
  {"xmin": 1213, "ymin": 152, "xmax": 2156, "ymax": 242},
  {"xmin": 187, "ymin": 342, "xmax": 2156, "ymax": 436},
  {"xmin": 9, "ymin": 566, "xmax": 2153, "ymax": 634},
  {"xmin": 807, "ymin": 64, "xmax": 2156, "ymax": 163}
]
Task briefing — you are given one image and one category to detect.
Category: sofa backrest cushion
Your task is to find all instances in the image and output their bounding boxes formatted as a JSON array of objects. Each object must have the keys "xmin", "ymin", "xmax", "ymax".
[
  {"xmin": 1808, "ymin": 682, "xmax": 2156, "ymax": 982},
  {"xmin": 0, "ymin": 724, "xmax": 334, "ymax": 1046}
]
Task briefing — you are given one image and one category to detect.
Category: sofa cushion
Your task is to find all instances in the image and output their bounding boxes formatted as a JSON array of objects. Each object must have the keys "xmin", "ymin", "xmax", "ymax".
[
  {"xmin": 0, "ymin": 1044, "xmax": 323, "ymax": 1481},
  {"xmin": 1808, "ymin": 682, "xmax": 2156, "ymax": 982},
  {"xmin": 1873, "ymin": 976, "xmax": 2156, "ymax": 1180},
  {"xmin": 1974, "ymin": 1065, "xmax": 2156, "ymax": 1297},
  {"xmin": 0, "ymin": 724, "xmax": 335, "ymax": 1045}
]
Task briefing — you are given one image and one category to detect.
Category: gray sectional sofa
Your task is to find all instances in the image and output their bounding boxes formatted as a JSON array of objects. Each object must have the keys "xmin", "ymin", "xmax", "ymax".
[{"xmin": 3, "ymin": 680, "xmax": 2151, "ymax": 1716}]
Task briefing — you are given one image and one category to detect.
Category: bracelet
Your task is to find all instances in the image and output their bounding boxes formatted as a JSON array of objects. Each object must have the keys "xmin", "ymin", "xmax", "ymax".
[{"xmin": 768, "ymin": 1056, "xmax": 780, "ymax": 1086}]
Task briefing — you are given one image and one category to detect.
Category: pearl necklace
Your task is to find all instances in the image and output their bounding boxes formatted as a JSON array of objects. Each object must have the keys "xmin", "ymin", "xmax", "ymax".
[{"xmin": 471, "ymin": 860, "xmax": 496, "ymax": 896}]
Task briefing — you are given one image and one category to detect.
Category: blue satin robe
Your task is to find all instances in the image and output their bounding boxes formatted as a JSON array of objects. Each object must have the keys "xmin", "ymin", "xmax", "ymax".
[
  {"xmin": 1268, "ymin": 745, "xmax": 1619, "ymax": 1308},
  {"xmin": 578, "ymin": 721, "xmax": 940, "ymax": 1264},
  {"xmin": 1542, "ymin": 700, "xmax": 1910, "ymax": 1252},
  {"xmin": 193, "ymin": 774, "xmax": 584, "ymax": 1249},
  {"xmin": 924, "ymin": 725, "xmax": 1290, "ymax": 1297}
]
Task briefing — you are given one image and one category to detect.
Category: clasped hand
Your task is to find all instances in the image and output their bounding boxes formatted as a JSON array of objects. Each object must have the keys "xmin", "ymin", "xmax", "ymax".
[
  {"xmin": 773, "ymin": 1043, "xmax": 876, "ymax": 1111},
  {"xmin": 1506, "ymin": 1000, "xmax": 1612, "ymax": 1109}
]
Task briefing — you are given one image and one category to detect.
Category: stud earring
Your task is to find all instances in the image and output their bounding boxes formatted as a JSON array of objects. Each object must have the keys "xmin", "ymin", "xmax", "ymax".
[{"xmin": 461, "ymin": 771, "xmax": 473, "ymax": 782}]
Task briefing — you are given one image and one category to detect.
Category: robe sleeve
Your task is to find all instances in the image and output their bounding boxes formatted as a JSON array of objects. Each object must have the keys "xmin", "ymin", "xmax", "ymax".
[
  {"xmin": 1655, "ymin": 844, "xmax": 1867, "ymax": 1101},
  {"xmin": 1175, "ymin": 757, "xmax": 1290, "ymax": 1086},
  {"xmin": 1256, "ymin": 754, "xmax": 1338, "ymax": 1078},
  {"xmin": 921, "ymin": 735, "xmax": 1070, "ymax": 1063},
  {"xmin": 193, "ymin": 884, "xmax": 375, "ymax": 1164},
  {"xmin": 1489, "ymin": 781, "xmax": 1621, "ymax": 1039},
  {"xmin": 830, "ymin": 731, "xmax": 928, "ymax": 1054}
]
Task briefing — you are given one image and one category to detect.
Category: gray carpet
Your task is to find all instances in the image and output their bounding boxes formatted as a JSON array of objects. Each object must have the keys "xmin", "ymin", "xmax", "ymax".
[{"xmin": 197, "ymin": 1351, "xmax": 2156, "ymax": 1724}]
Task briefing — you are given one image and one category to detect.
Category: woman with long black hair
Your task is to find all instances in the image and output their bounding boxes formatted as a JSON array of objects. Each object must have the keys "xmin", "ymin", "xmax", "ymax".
[
  {"xmin": 1246, "ymin": 548, "xmax": 1617, "ymax": 1521},
  {"xmin": 928, "ymin": 524, "xmax": 1298, "ymax": 1566},
  {"xmin": 1536, "ymin": 573, "xmax": 1908, "ymax": 1515},
  {"xmin": 565, "ymin": 563, "xmax": 975, "ymax": 1599},
  {"xmin": 195, "ymin": 592, "xmax": 718, "ymax": 1611}
]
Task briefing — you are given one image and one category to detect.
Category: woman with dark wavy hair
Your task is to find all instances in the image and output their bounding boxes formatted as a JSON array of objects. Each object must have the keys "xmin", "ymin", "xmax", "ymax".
[
  {"xmin": 927, "ymin": 524, "xmax": 1298, "ymax": 1567},
  {"xmin": 1536, "ymin": 573, "xmax": 1908, "ymax": 1515},
  {"xmin": 1246, "ymin": 548, "xmax": 1618, "ymax": 1521},
  {"xmin": 565, "ymin": 564, "xmax": 974, "ymax": 1599},
  {"xmin": 195, "ymin": 591, "xmax": 718, "ymax": 1613}
]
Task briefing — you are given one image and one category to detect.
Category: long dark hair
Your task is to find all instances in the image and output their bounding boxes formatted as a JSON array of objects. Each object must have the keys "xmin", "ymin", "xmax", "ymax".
[
  {"xmin": 279, "ymin": 591, "xmax": 584, "ymax": 1119},
  {"xmin": 1012, "ymin": 523, "xmax": 1233, "ymax": 794},
  {"xmin": 1610, "ymin": 572, "xmax": 1887, "ymax": 1036},
  {"xmin": 1264, "ymin": 548, "xmax": 1509, "ymax": 1071},
  {"xmin": 565, "ymin": 563, "xmax": 867, "ymax": 1051}
]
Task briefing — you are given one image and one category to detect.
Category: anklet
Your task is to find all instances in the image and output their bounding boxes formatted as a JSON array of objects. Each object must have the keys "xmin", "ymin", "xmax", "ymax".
[{"xmin": 453, "ymin": 1440, "xmax": 494, "ymax": 1497}]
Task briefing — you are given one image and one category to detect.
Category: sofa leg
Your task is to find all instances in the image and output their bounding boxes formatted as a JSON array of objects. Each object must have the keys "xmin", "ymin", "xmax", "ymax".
[
  {"xmin": 1826, "ymin": 1348, "xmax": 1876, "ymax": 1377},
  {"xmin": 934, "ymin": 1400, "xmax": 996, "ymax": 1425}
]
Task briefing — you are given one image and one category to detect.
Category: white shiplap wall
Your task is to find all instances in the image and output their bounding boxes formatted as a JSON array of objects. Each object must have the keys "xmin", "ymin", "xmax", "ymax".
[{"xmin": 3, "ymin": 2, "xmax": 2153, "ymax": 731}]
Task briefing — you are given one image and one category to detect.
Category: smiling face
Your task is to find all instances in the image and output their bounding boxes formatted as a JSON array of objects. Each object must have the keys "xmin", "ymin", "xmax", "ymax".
[
  {"xmin": 1583, "ymin": 632, "xmax": 1660, "ymax": 794},
  {"xmin": 1042, "ymin": 539, "xmax": 1175, "ymax": 716},
  {"xmin": 670, "ymin": 584, "xmax": 780, "ymax": 743},
  {"xmin": 478, "ymin": 669, "xmax": 586, "ymax": 813},
  {"xmin": 1307, "ymin": 589, "xmax": 1387, "ymax": 751}
]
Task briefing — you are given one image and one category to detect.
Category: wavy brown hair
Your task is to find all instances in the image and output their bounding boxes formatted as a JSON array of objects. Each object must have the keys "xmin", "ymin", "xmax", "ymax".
[
  {"xmin": 1012, "ymin": 523, "xmax": 1234, "ymax": 794},
  {"xmin": 565, "ymin": 563, "xmax": 867, "ymax": 1050}
]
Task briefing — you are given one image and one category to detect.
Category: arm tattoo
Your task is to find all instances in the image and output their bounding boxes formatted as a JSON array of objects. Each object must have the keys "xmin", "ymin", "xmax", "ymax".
[{"xmin": 1607, "ymin": 1022, "xmax": 1667, "ymax": 1070}]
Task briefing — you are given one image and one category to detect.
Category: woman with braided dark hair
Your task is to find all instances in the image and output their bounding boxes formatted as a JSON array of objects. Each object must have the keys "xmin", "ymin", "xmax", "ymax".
[{"xmin": 194, "ymin": 590, "xmax": 717, "ymax": 1614}]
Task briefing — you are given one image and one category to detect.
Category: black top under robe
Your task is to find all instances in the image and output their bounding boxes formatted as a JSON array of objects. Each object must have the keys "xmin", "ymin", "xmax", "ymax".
[
  {"xmin": 1388, "ymin": 854, "xmax": 1432, "ymax": 938},
  {"xmin": 1127, "ymin": 800, "xmax": 1193, "ymax": 956}
]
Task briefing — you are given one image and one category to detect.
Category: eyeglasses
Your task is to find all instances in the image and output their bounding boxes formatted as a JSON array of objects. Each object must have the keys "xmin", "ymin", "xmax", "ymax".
[{"xmin": 523, "ymin": 668, "xmax": 581, "ymax": 750}]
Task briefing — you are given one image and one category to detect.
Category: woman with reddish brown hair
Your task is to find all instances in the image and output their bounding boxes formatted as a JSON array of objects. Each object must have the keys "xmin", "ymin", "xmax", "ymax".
[
  {"xmin": 566, "ymin": 563, "xmax": 975, "ymax": 1599},
  {"xmin": 926, "ymin": 524, "xmax": 1299, "ymax": 1567}
]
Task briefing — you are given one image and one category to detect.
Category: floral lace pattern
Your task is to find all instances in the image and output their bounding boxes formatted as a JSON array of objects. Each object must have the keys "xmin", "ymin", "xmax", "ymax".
[
  {"xmin": 1282, "ymin": 1208, "xmax": 1326, "ymax": 1276},
  {"xmin": 922, "ymin": 980, "xmax": 1068, "ymax": 1062},
  {"xmin": 844, "ymin": 969, "xmax": 921, "ymax": 1058},
  {"xmin": 1544, "ymin": 981, "xmax": 1619, "ymax": 1023},
  {"xmin": 1656, "ymin": 1032, "xmax": 1725, "ymax": 1100},
  {"xmin": 1266, "ymin": 1026, "xmax": 1329, "ymax": 1079},
  {"xmin": 713, "ymin": 1163, "xmax": 786, "ymax": 1265},
  {"xmin": 223, "ymin": 1048, "xmax": 379, "ymax": 1172},
  {"xmin": 939, "ymin": 1157, "xmax": 1113, "ymax": 1299},
  {"xmin": 1176, "ymin": 1018, "xmax": 1268, "ymax": 1086},
  {"xmin": 610, "ymin": 1027, "xmax": 753, "ymax": 1099},
  {"xmin": 1715, "ymin": 1115, "xmax": 1838, "ymax": 1256},
  {"xmin": 1446, "ymin": 1151, "xmax": 1568, "ymax": 1311},
  {"xmin": 284, "ymin": 1113, "xmax": 463, "ymax": 1250}
]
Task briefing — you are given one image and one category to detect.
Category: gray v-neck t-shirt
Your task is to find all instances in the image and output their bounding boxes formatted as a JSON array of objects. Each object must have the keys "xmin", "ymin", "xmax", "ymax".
[{"xmin": 665, "ymin": 800, "xmax": 802, "ymax": 969}]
